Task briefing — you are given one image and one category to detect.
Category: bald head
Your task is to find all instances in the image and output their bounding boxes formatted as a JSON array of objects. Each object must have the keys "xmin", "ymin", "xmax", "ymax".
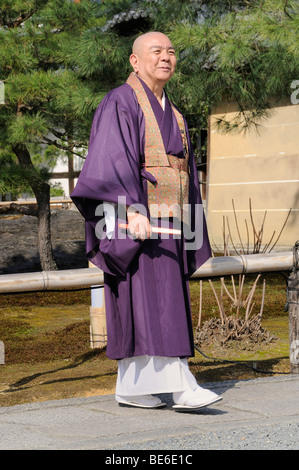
[
  {"xmin": 129, "ymin": 31, "xmax": 176, "ymax": 92},
  {"xmin": 132, "ymin": 32, "xmax": 173, "ymax": 55}
]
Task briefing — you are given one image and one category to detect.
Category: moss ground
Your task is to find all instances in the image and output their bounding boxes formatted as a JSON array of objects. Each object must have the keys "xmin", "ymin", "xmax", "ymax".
[{"xmin": 0, "ymin": 272, "xmax": 291, "ymax": 407}]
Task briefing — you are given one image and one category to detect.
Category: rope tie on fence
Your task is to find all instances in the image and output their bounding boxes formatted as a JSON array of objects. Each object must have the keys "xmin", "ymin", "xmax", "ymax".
[
  {"xmin": 238, "ymin": 253, "xmax": 248, "ymax": 274},
  {"xmin": 41, "ymin": 271, "xmax": 48, "ymax": 291}
]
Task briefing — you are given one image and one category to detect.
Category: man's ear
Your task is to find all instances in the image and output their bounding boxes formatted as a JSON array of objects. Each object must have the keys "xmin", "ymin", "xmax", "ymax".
[{"xmin": 129, "ymin": 53, "xmax": 139, "ymax": 73}]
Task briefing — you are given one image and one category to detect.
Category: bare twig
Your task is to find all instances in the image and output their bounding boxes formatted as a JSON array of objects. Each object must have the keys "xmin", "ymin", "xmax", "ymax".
[
  {"xmin": 221, "ymin": 277, "xmax": 236, "ymax": 303},
  {"xmin": 249, "ymin": 198, "xmax": 259, "ymax": 251},
  {"xmin": 245, "ymin": 274, "xmax": 261, "ymax": 321},
  {"xmin": 258, "ymin": 278, "xmax": 266, "ymax": 321},
  {"xmin": 226, "ymin": 216, "xmax": 239, "ymax": 255},
  {"xmin": 209, "ymin": 279, "xmax": 225, "ymax": 325},
  {"xmin": 222, "ymin": 216, "xmax": 227, "ymax": 255},
  {"xmin": 262, "ymin": 230, "xmax": 276, "ymax": 253},
  {"xmin": 236, "ymin": 274, "xmax": 245, "ymax": 317},
  {"xmin": 243, "ymin": 273, "xmax": 261, "ymax": 307},
  {"xmin": 268, "ymin": 209, "xmax": 292, "ymax": 252},
  {"xmin": 232, "ymin": 199, "xmax": 245, "ymax": 253},
  {"xmin": 220, "ymin": 277, "xmax": 225, "ymax": 320},
  {"xmin": 231, "ymin": 275, "xmax": 237, "ymax": 301},
  {"xmin": 206, "ymin": 200, "xmax": 289, "ymax": 344},
  {"xmin": 211, "ymin": 239, "xmax": 222, "ymax": 253},
  {"xmin": 256, "ymin": 210, "xmax": 267, "ymax": 253},
  {"xmin": 198, "ymin": 280, "xmax": 202, "ymax": 328},
  {"xmin": 245, "ymin": 219, "xmax": 250, "ymax": 254}
]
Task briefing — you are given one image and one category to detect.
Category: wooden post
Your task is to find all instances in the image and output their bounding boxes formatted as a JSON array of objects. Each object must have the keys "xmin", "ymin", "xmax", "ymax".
[
  {"xmin": 89, "ymin": 262, "xmax": 107, "ymax": 348},
  {"xmin": 288, "ymin": 242, "xmax": 299, "ymax": 374}
]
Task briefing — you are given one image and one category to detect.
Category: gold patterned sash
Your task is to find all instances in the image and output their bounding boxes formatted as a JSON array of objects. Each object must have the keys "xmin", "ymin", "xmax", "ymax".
[{"xmin": 126, "ymin": 72, "xmax": 189, "ymax": 219}]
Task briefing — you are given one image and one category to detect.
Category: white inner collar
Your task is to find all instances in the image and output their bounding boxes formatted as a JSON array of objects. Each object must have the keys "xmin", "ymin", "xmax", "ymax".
[{"xmin": 161, "ymin": 90, "xmax": 165, "ymax": 111}]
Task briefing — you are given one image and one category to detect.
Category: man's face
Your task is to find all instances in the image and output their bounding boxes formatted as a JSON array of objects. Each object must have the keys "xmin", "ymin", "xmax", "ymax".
[{"xmin": 130, "ymin": 33, "xmax": 177, "ymax": 88}]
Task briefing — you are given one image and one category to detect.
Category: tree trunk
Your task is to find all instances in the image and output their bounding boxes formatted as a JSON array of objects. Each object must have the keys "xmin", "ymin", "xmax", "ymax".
[
  {"xmin": 12, "ymin": 144, "xmax": 58, "ymax": 271},
  {"xmin": 35, "ymin": 182, "xmax": 58, "ymax": 271}
]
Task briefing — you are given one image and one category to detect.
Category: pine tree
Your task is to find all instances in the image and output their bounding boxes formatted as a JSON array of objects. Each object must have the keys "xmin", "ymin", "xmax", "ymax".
[
  {"xmin": 152, "ymin": 0, "xmax": 299, "ymax": 134},
  {"xmin": 0, "ymin": 0, "xmax": 118, "ymax": 270},
  {"xmin": 91, "ymin": 0, "xmax": 299, "ymax": 158},
  {"xmin": 1, "ymin": 0, "xmax": 298, "ymax": 271}
]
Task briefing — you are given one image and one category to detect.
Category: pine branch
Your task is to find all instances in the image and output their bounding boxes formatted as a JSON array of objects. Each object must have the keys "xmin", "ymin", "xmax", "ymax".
[
  {"xmin": 40, "ymin": 136, "xmax": 86, "ymax": 158},
  {"xmin": 0, "ymin": 202, "xmax": 38, "ymax": 216},
  {"xmin": 0, "ymin": 9, "xmax": 38, "ymax": 28},
  {"xmin": 0, "ymin": 0, "xmax": 49, "ymax": 28}
]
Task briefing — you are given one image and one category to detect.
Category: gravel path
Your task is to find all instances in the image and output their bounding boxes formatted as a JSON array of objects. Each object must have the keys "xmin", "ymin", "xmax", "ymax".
[{"xmin": 0, "ymin": 376, "xmax": 298, "ymax": 450}]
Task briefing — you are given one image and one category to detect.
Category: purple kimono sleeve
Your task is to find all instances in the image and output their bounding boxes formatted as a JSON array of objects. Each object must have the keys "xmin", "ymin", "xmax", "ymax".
[{"xmin": 71, "ymin": 85, "xmax": 148, "ymax": 276}]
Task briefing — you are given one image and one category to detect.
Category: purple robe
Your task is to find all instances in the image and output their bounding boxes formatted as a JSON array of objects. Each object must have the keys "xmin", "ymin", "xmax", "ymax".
[{"xmin": 71, "ymin": 77, "xmax": 211, "ymax": 360}]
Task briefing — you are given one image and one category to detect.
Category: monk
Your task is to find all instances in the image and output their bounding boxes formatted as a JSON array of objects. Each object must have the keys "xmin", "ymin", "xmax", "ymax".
[{"xmin": 71, "ymin": 32, "xmax": 222, "ymax": 410}]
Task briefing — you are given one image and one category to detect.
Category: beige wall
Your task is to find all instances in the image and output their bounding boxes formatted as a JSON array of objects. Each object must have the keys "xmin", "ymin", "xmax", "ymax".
[{"xmin": 206, "ymin": 100, "xmax": 299, "ymax": 252}]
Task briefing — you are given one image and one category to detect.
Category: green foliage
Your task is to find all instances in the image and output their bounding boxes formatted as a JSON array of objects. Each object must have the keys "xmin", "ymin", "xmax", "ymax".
[
  {"xmin": 162, "ymin": 0, "xmax": 299, "ymax": 133},
  {"xmin": 0, "ymin": 0, "xmax": 106, "ymax": 199},
  {"xmin": 0, "ymin": 0, "xmax": 299, "ymax": 198},
  {"xmin": 0, "ymin": 158, "xmax": 35, "ymax": 195},
  {"xmin": 67, "ymin": 29, "xmax": 131, "ymax": 83},
  {"xmin": 50, "ymin": 182, "xmax": 65, "ymax": 197},
  {"xmin": 7, "ymin": 112, "xmax": 48, "ymax": 145}
]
